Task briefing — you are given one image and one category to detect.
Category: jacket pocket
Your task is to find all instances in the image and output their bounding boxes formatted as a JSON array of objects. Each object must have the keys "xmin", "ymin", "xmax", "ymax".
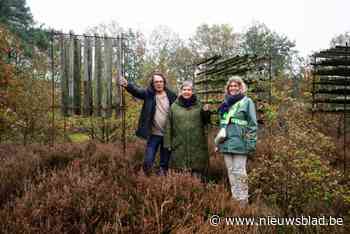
[{"xmin": 227, "ymin": 136, "xmax": 246, "ymax": 153}]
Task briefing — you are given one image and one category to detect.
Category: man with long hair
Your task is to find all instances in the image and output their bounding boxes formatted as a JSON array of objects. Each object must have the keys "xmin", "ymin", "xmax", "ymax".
[{"xmin": 119, "ymin": 72, "xmax": 177, "ymax": 175}]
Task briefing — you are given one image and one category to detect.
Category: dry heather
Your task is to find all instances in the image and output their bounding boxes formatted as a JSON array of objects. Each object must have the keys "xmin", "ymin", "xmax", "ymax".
[{"xmin": 0, "ymin": 138, "xmax": 348, "ymax": 233}]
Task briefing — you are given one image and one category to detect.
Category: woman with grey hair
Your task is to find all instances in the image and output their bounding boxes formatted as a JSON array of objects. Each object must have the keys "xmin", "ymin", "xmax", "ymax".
[
  {"xmin": 215, "ymin": 76, "xmax": 257, "ymax": 206},
  {"xmin": 164, "ymin": 80, "xmax": 211, "ymax": 179}
]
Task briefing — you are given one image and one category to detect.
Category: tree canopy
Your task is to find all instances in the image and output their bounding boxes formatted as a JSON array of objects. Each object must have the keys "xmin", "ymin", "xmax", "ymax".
[{"xmin": 240, "ymin": 22, "xmax": 297, "ymax": 75}]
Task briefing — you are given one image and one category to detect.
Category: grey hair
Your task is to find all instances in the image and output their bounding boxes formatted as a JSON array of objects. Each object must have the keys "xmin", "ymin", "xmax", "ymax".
[
  {"xmin": 180, "ymin": 80, "xmax": 194, "ymax": 90},
  {"xmin": 225, "ymin": 76, "xmax": 248, "ymax": 95}
]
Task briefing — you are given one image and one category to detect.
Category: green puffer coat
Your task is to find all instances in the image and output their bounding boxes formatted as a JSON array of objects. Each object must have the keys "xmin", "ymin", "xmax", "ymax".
[
  {"xmin": 218, "ymin": 96, "xmax": 258, "ymax": 156},
  {"xmin": 164, "ymin": 98, "xmax": 210, "ymax": 172}
]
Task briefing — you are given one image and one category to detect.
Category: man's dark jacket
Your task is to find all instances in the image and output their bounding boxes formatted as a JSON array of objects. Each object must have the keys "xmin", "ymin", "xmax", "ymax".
[{"xmin": 125, "ymin": 83, "xmax": 177, "ymax": 139}]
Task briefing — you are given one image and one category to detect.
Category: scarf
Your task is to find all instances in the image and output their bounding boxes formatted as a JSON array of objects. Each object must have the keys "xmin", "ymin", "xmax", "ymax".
[
  {"xmin": 218, "ymin": 93, "xmax": 245, "ymax": 117},
  {"xmin": 178, "ymin": 95, "xmax": 197, "ymax": 108}
]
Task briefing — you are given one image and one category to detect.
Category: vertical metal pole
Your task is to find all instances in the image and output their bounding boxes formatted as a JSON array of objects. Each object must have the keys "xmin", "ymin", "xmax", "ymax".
[
  {"xmin": 51, "ymin": 30, "xmax": 55, "ymax": 147},
  {"xmin": 344, "ymin": 88, "xmax": 346, "ymax": 176},
  {"xmin": 90, "ymin": 36, "xmax": 95, "ymax": 140},
  {"xmin": 121, "ymin": 33, "xmax": 126, "ymax": 156},
  {"xmin": 312, "ymin": 55, "xmax": 316, "ymax": 120},
  {"xmin": 344, "ymin": 43, "xmax": 348, "ymax": 175},
  {"xmin": 204, "ymin": 68, "xmax": 209, "ymax": 178}
]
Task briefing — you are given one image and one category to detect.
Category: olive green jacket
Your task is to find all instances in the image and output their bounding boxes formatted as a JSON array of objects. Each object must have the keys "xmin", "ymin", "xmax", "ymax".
[{"xmin": 164, "ymin": 99, "xmax": 210, "ymax": 172}]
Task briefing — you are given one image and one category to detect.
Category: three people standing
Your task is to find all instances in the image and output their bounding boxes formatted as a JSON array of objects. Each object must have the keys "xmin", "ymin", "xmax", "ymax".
[{"xmin": 120, "ymin": 73, "xmax": 257, "ymax": 205}]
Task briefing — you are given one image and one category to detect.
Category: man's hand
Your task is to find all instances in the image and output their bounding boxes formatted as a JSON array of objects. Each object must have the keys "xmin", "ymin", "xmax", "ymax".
[{"xmin": 119, "ymin": 76, "xmax": 128, "ymax": 87}]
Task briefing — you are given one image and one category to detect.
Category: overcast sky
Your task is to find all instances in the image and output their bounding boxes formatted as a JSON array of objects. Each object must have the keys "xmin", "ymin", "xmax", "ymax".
[{"xmin": 27, "ymin": 0, "xmax": 350, "ymax": 57}]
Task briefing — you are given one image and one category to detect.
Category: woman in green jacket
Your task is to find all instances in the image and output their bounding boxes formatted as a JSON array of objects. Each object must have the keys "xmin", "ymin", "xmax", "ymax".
[
  {"xmin": 164, "ymin": 80, "xmax": 211, "ymax": 178},
  {"xmin": 215, "ymin": 76, "xmax": 257, "ymax": 206}
]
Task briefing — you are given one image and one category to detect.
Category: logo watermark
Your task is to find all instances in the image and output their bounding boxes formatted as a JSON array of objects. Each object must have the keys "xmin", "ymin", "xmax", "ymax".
[{"xmin": 209, "ymin": 215, "xmax": 344, "ymax": 226}]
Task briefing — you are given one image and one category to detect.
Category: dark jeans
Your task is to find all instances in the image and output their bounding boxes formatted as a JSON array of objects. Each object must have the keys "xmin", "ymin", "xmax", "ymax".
[{"xmin": 143, "ymin": 134, "xmax": 170, "ymax": 173}]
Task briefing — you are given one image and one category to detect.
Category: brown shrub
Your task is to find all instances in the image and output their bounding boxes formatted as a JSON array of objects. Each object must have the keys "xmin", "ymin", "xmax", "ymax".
[
  {"xmin": 0, "ymin": 143, "xmax": 85, "ymax": 208},
  {"xmin": 0, "ymin": 142, "xmax": 279, "ymax": 234},
  {"xmin": 0, "ymin": 133, "xmax": 348, "ymax": 233}
]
